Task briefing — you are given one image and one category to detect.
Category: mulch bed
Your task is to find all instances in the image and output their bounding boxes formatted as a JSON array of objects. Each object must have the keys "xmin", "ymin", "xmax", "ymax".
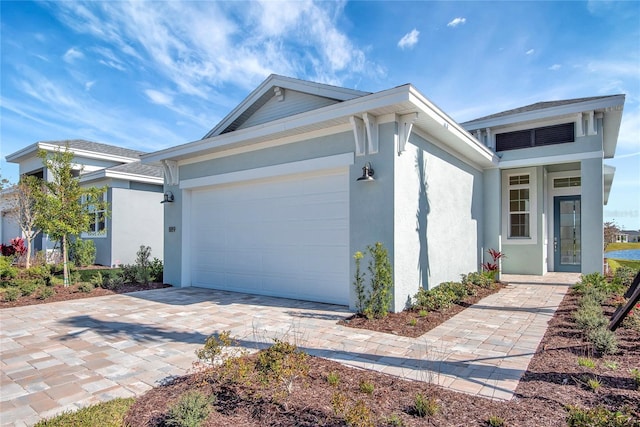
[
  {"xmin": 338, "ymin": 283, "xmax": 505, "ymax": 337},
  {"xmin": 124, "ymin": 290, "xmax": 640, "ymax": 426},
  {"xmin": 0, "ymin": 282, "xmax": 170, "ymax": 309}
]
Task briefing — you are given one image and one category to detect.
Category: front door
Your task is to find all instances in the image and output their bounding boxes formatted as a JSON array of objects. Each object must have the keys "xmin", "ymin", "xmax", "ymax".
[{"xmin": 554, "ymin": 195, "xmax": 581, "ymax": 272}]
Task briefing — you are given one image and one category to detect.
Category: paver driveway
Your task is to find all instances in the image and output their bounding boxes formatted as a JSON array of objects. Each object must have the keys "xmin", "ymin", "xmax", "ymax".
[{"xmin": 0, "ymin": 273, "xmax": 577, "ymax": 426}]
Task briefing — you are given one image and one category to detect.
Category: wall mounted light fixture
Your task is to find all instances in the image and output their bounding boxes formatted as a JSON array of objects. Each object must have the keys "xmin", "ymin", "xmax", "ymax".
[
  {"xmin": 161, "ymin": 191, "xmax": 175, "ymax": 204},
  {"xmin": 357, "ymin": 162, "xmax": 375, "ymax": 182}
]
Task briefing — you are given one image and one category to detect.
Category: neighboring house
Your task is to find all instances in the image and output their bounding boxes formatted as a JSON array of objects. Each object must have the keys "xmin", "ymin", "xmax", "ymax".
[
  {"xmin": 617, "ymin": 230, "xmax": 640, "ymax": 243},
  {"xmin": 141, "ymin": 75, "xmax": 624, "ymax": 311},
  {"xmin": 4, "ymin": 140, "xmax": 164, "ymax": 266}
]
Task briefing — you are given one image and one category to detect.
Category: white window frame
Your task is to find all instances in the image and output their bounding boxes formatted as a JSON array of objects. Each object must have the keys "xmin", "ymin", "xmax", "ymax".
[
  {"xmin": 502, "ymin": 167, "xmax": 537, "ymax": 245},
  {"xmin": 81, "ymin": 191, "xmax": 108, "ymax": 239}
]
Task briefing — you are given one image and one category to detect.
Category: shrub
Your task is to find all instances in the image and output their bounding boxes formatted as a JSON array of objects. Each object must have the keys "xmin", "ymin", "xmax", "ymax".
[
  {"xmin": 165, "ymin": 391, "xmax": 213, "ymax": 427},
  {"xmin": 577, "ymin": 357, "xmax": 596, "ymax": 369},
  {"xmin": 481, "ymin": 248, "xmax": 505, "ymax": 281},
  {"xmin": 413, "ymin": 393, "xmax": 439, "ymax": 417},
  {"xmin": 69, "ymin": 238, "xmax": 96, "ymax": 267},
  {"xmin": 196, "ymin": 331, "xmax": 234, "ymax": 366},
  {"xmin": 462, "ymin": 271, "xmax": 493, "ymax": 288},
  {"xmin": 327, "ymin": 371, "xmax": 340, "ymax": 386},
  {"xmin": 77, "ymin": 282, "xmax": 95, "ymax": 293},
  {"xmin": 0, "ymin": 256, "xmax": 18, "ymax": 280},
  {"xmin": 487, "ymin": 415, "xmax": 505, "ymax": 427},
  {"xmin": 613, "ymin": 266, "xmax": 637, "ymax": 288},
  {"xmin": 135, "ymin": 245, "xmax": 152, "ymax": 284},
  {"xmin": 438, "ymin": 281, "xmax": 469, "ymax": 301},
  {"xmin": 359, "ymin": 380, "xmax": 374, "ymax": 394},
  {"xmin": 18, "ymin": 280, "xmax": 38, "ymax": 296},
  {"xmin": 565, "ymin": 405, "xmax": 637, "ymax": 426},
  {"xmin": 150, "ymin": 257, "xmax": 163, "ymax": 282},
  {"xmin": 3, "ymin": 287, "xmax": 21, "ymax": 302},
  {"xmin": 101, "ymin": 271, "xmax": 125, "ymax": 290},
  {"xmin": 21, "ymin": 265, "xmax": 52, "ymax": 283},
  {"xmin": 256, "ymin": 339, "xmax": 309, "ymax": 397},
  {"xmin": 38, "ymin": 287, "xmax": 55, "ymax": 300},
  {"xmin": 344, "ymin": 399, "xmax": 375, "ymax": 427},
  {"xmin": 120, "ymin": 264, "xmax": 138, "ymax": 284},
  {"xmin": 587, "ymin": 327, "xmax": 618, "ymax": 355},
  {"xmin": 574, "ymin": 304, "xmax": 607, "ymax": 331},
  {"xmin": 352, "ymin": 242, "xmax": 393, "ymax": 319},
  {"xmin": 90, "ymin": 272, "xmax": 103, "ymax": 288}
]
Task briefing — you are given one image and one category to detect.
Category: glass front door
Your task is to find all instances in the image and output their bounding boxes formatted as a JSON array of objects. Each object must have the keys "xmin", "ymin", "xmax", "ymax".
[{"xmin": 554, "ymin": 195, "xmax": 581, "ymax": 272}]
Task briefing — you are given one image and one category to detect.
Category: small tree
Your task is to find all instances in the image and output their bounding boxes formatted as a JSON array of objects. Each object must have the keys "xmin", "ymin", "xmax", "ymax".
[
  {"xmin": 6, "ymin": 175, "xmax": 43, "ymax": 268},
  {"xmin": 604, "ymin": 221, "xmax": 620, "ymax": 250},
  {"xmin": 34, "ymin": 146, "xmax": 108, "ymax": 286}
]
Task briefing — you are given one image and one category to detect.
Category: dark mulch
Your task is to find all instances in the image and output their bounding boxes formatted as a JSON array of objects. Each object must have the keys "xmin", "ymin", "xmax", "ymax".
[
  {"xmin": 0, "ymin": 282, "xmax": 170, "ymax": 309},
  {"xmin": 125, "ymin": 290, "xmax": 640, "ymax": 426},
  {"xmin": 338, "ymin": 283, "xmax": 504, "ymax": 337}
]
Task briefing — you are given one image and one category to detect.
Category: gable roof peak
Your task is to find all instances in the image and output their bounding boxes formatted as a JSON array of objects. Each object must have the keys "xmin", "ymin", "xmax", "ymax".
[{"xmin": 202, "ymin": 75, "xmax": 371, "ymax": 139}]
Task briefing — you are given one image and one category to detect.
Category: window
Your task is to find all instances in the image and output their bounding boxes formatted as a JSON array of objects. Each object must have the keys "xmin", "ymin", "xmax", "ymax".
[
  {"xmin": 508, "ymin": 174, "xmax": 530, "ymax": 238},
  {"xmin": 553, "ymin": 177, "xmax": 581, "ymax": 188},
  {"xmin": 82, "ymin": 191, "xmax": 107, "ymax": 238},
  {"xmin": 496, "ymin": 122, "xmax": 575, "ymax": 152}
]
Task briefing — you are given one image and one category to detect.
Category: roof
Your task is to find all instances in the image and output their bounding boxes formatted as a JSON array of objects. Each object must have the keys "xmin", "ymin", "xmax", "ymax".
[
  {"xmin": 142, "ymin": 78, "xmax": 498, "ymax": 169},
  {"xmin": 80, "ymin": 161, "xmax": 163, "ymax": 185},
  {"xmin": 202, "ymin": 74, "xmax": 371, "ymax": 139},
  {"xmin": 465, "ymin": 95, "xmax": 623, "ymax": 123},
  {"xmin": 6, "ymin": 139, "xmax": 144, "ymax": 164}
]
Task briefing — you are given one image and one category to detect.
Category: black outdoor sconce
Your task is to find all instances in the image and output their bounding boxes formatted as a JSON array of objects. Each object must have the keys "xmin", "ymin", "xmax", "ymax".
[
  {"xmin": 161, "ymin": 191, "xmax": 175, "ymax": 204},
  {"xmin": 357, "ymin": 162, "xmax": 375, "ymax": 182}
]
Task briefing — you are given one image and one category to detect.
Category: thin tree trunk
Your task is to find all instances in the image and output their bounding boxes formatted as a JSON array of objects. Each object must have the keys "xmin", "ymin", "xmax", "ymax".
[
  {"xmin": 25, "ymin": 240, "xmax": 31, "ymax": 269},
  {"xmin": 63, "ymin": 234, "xmax": 69, "ymax": 287}
]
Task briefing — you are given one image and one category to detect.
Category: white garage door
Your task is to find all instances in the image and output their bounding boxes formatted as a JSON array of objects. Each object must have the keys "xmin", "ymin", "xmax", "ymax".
[{"xmin": 189, "ymin": 167, "xmax": 350, "ymax": 305}]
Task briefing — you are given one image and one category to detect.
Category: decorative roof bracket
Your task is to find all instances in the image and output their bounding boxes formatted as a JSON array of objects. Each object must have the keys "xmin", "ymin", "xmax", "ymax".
[
  {"xmin": 363, "ymin": 113, "xmax": 378, "ymax": 154},
  {"xmin": 350, "ymin": 116, "xmax": 366, "ymax": 156},
  {"xmin": 398, "ymin": 112, "xmax": 418, "ymax": 154},
  {"xmin": 274, "ymin": 86, "xmax": 284, "ymax": 101},
  {"xmin": 162, "ymin": 160, "xmax": 179, "ymax": 186}
]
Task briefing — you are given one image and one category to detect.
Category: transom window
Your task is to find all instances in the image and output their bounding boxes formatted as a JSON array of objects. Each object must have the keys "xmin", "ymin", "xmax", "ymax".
[
  {"xmin": 508, "ymin": 174, "xmax": 530, "ymax": 238},
  {"xmin": 554, "ymin": 177, "xmax": 581, "ymax": 188},
  {"xmin": 496, "ymin": 122, "xmax": 575, "ymax": 152}
]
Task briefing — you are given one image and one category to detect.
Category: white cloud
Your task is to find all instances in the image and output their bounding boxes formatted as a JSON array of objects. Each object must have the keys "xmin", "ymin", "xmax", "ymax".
[
  {"xmin": 398, "ymin": 29, "xmax": 420, "ymax": 50},
  {"xmin": 85, "ymin": 81, "xmax": 95, "ymax": 91},
  {"xmin": 447, "ymin": 17, "xmax": 466, "ymax": 27},
  {"xmin": 145, "ymin": 89, "xmax": 173, "ymax": 106},
  {"xmin": 549, "ymin": 64, "xmax": 561, "ymax": 71},
  {"xmin": 63, "ymin": 47, "xmax": 84, "ymax": 63},
  {"xmin": 526, "ymin": 49, "xmax": 535, "ymax": 55}
]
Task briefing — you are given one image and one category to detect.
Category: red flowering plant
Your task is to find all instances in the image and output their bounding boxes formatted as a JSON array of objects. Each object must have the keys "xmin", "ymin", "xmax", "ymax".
[
  {"xmin": 1, "ymin": 237, "xmax": 27, "ymax": 258},
  {"xmin": 482, "ymin": 248, "xmax": 506, "ymax": 282}
]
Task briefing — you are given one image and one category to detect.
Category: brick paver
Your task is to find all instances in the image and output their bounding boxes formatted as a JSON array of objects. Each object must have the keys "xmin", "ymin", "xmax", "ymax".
[{"xmin": 0, "ymin": 273, "xmax": 577, "ymax": 426}]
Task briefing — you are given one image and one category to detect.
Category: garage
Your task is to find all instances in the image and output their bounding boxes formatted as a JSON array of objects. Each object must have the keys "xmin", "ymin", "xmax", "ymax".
[{"xmin": 187, "ymin": 167, "xmax": 350, "ymax": 305}]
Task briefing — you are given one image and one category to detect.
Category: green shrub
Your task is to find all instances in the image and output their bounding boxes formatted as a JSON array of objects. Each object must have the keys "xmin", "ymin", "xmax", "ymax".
[
  {"xmin": 33, "ymin": 397, "xmax": 134, "ymax": 427},
  {"xmin": 413, "ymin": 393, "xmax": 439, "ymax": 417},
  {"xmin": 90, "ymin": 272, "xmax": 103, "ymax": 288},
  {"xmin": 587, "ymin": 327, "xmax": 618, "ymax": 355},
  {"xmin": 566, "ymin": 405, "xmax": 637, "ymax": 426},
  {"xmin": 438, "ymin": 281, "xmax": 469, "ymax": 301},
  {"xmin": 352, "ymin": 242, "xmax": 393, "ymax": 319},
  {"xmin": 196, "ymin": 331, "xmax": 234, "ymax": 366},
  {"xmin": 135, "ymin": 245, "xmax": 152, "ymax": 284},
  {"xmin": 487, "ymin": 415, "xmax": 505, "ymax": 427},
  {"xmin": 461, "ymin": 271, "xmax": 493, "ymax": 288},
  {"xmin": 574, "ymin": 304, "xmax": 607, "ymax": 331},
  {"xmin": 577, "ymin": 357, "xmax": 596, "ymax": 369},
  {"xmin": 165, "ymin": 391, "xmax": 213, "ymax": 427},
  {"xmin": 0, "ymin": 256, "xmax": 17, "ymax": 280},
  {"xmin": 613, "ymin": 266, "xmax": 638, "ymax": 288},
  {"xmin": 21, "ymin": 265, "xmax": 52, "ymax": 283},
  {"xmin": 344, "ymin": 399, "xmax": 375, "ymax": 427},
  {"xmin": 101, "ymin": 271, "xmax": 125, "ymax": 290},
  {"xmin": 18, "ymin": 280, "xmax": 38, "ymax": 296},
  {"xmin": 77, "ymin": 282, "xmax": 95, "ymax": 293},
  {"xmin": 38, "ymin": 287, "xmax": 55, "ymax": 300},
  {"xmin": 327, "ymin": 371, "xmax": 340, "ymax": 386},
  {"xmin": 69, "ymin": 238, "xmax": 96, "ymax": 267},
  {"xmin": 120, "ymin": 265, "xmax": 138, "ymax": 283},
  {"xmin": 150, "ymin": 257, "xmax": 163, "ymax": 282},
  {"xmin": 359, "ymin": 380, "xmax": 374, "ymax": 394},
  {"xmin": 256, "ymin": 339, "xmax": 309, "ymax": 397},
  {"xmin": 3, "ymin": 287, "xmax": 21, "ymax": 301}
]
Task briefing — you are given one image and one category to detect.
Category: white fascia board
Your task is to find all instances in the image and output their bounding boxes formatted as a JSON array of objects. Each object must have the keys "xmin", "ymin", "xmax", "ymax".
[
  {"xmin": 180, "ymin": 152, "xmax": 354, "ymax": 190},
  {"xmin": 603, "ymin": 164, "xmax": 616, "ymax": 205},
  {"xmin": 464, "ymin": 95, "xmax": 625, "ymax": 130},
  {"xmin": 407, "ymin": 89, "xmax": 499, "ymax": 168},
  {"xmin": 7, "ymin": 142, "xmax": 140, "ymax": 164},
  {"xmin": 498, "ymin": 150, "xmax": 603, "ymax": 169},
  {"xmin": 80, "ymin": 170, "xmax": 163, "ymax": 185},
  {"xmin": 142, "ymin": 85, "xmax": 414, "ymax": 164}
]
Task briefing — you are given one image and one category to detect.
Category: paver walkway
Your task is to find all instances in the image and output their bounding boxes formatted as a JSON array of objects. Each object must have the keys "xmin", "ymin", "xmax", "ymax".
[{"xmin": 0, "ymin": 273, "xmax": 577, "ymax": 426}]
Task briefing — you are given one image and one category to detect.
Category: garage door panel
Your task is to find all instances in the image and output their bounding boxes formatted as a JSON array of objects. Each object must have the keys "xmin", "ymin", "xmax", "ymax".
[{"xmin": 189, "ymin": 168, "xmax": 349, "ymax": 305}]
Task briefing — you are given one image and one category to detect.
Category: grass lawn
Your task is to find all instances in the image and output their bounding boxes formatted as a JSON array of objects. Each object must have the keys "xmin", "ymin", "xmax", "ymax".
[
  {"xmin": 608, "ymin": 258, "xmax": 640, "ymax": 271},
  {"xmin": 605, "ymin": 242, "xmax": 640, "ymax": 252}
]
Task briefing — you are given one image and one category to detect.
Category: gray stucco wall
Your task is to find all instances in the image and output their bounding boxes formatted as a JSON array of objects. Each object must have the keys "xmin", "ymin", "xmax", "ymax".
[
  {"xmin": 482, "ymin": 168, "xmax": 502, "ymax": 276},
  {"xmin": 111, "ymin": 188, "xmax": 164, "ymax": 266},
  {"xmin": 392, "ymin": 133, "xmax": 484, "ymax": 311},
  {"xmin": 581, "ymin": 158, "xmax": 604, "ymax": 273},
  {"xmin": 501, "ymin": 166, "xmax": 545, "ymax": 275}
]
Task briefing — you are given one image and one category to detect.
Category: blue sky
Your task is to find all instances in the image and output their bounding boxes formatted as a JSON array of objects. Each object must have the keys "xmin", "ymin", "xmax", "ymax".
[{"xmin": 1, "ymin": 1, "xmax": 639, "ymax": 229}]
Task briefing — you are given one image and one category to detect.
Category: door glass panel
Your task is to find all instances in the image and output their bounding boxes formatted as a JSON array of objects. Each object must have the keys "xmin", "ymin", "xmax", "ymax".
[{"xmin": 559, "ymin": 199, "xmax": 581, "ymax": 265}]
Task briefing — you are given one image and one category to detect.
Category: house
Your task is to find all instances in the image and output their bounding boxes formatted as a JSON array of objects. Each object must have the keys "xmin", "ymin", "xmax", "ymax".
[
  {"xmin": 4, "ymin": 140, "xmax": 164, "ymax": 266},
  {"xmin": 141, "ymin": 75, "xmax": 624, "ymax": 311},
  {"xmin": 616, "ymin": 230, "xmax": 640, "ymax": 243}
]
